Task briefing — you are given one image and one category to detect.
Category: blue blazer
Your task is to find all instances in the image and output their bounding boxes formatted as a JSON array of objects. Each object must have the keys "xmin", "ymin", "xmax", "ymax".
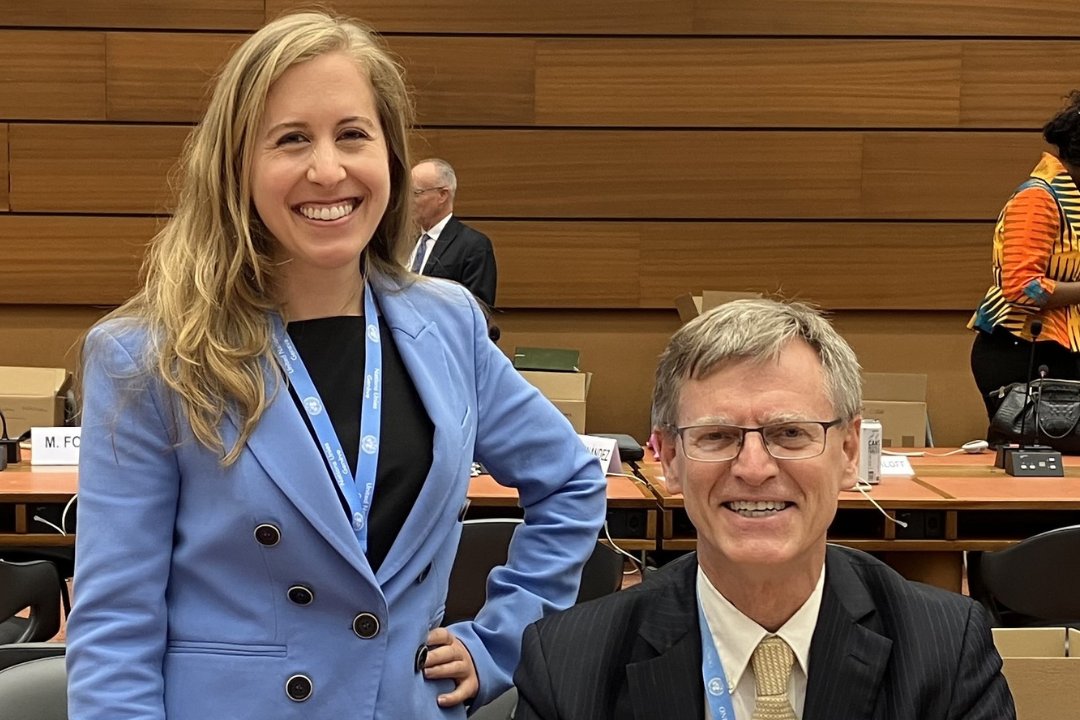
[{"xmin": 66, "ymin": 277, "xmax": 607, "ymax": 720}]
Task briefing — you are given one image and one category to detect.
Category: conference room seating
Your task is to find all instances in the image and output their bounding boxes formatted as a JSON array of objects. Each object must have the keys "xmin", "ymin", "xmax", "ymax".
[
  {"xmin": 0, "ymin": 655, "xmax": 68, "ymax": 720},
  {"xmin": 444, "ymin": 519, "xmax": 628, "ymax": 626},
  {"xmin": 0, "ymin": 560, "xmax": 62, "ymax": 645},
  {"xmin": 0, "ymin": 642, "xmax": 66, "ymax": 673},
  {"xmin": 968, "ymin": 525, "xmax": 1080, "ymax": 627}
]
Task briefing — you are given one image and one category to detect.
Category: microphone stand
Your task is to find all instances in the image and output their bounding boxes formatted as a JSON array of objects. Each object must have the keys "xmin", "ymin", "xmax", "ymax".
[{"xmin": 1003, "ymin": 322, "xmax": 1064, "ymax": 476}]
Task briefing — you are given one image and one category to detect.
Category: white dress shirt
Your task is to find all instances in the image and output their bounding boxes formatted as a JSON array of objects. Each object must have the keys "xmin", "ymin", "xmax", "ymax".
[
  {"xmin": 408, "ymin": 212, "xmax": 452, "ymax": 274},
  {"xmin": 698, "ymin": 565, "xmax": 825, "ymax": 720}
]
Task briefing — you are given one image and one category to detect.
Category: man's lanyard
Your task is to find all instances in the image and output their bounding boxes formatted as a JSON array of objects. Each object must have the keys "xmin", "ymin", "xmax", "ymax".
[
  {"xmin": 697, "ymin": 598, "xmax": 737, "ymax": 720},
  {"xmin": 270, "ymin": 283, "xmax": 382, "ymax": 553}
]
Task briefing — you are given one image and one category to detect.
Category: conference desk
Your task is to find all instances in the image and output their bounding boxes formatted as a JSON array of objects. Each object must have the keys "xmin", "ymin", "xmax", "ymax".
[
  {"xmin": 637, "ymin": 449, "xmax": 1080, "ymax": 593},
  {"xmin": 0, "ymin": 458, "xmax": 660, "ymax": 552}
]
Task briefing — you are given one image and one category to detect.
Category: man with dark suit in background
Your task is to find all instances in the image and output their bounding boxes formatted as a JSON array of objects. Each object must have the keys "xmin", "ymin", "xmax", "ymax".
[
  {"xmin": 515, "ymin": 299, "xmax": 1015, "ymax": 720},
  {"xmin": 409, "ymin": 158, "xmax": 498, "ymax": 308}
]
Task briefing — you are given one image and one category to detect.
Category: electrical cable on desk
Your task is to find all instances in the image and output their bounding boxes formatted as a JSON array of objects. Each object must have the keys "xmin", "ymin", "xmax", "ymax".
[
  {"xmin": 603, "ymin": 521, "xmax": 643, "ymax": 575},
  {"xmin": 840, "ymin": 478, "xmax": 909, "ymax": 529},
  {"xmin": 882, "ymin": 440, "xmax": 989, "ymax": 457}
]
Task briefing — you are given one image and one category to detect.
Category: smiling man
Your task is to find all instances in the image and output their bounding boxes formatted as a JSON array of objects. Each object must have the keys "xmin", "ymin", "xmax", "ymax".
[{"xmin": 514, "ymin": 299, "xmax": 1015, "ymax": 720}]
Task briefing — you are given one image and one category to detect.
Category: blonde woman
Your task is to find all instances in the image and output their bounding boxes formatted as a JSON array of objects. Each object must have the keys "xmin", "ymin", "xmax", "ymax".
[{"xmin": 66, "ymin": 13, "xmax": 606, "ymax": 719}]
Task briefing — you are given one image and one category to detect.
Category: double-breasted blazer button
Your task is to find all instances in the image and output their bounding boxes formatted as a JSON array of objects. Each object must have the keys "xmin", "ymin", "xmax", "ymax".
[
  {"xmin": 287, "ymin": 585, "xmax": 314, "ymax": 605},
  {"xmin": 285, "ymin": 674, "xmax": 312, "ymax": 702},
  {"xmin": 414, "ymin": 645, "xmax": 429, "ymax": 673},
  {"xmin": 254, "ymin": 523, "xmax": 281, "ymax": 547},
  {"xmin": 353, "ymin": 612, "xmax": 380, "ymax": 639},
  {"xmin": 417, "ymin": 563, "xmax": 432, "ymax": 584}
]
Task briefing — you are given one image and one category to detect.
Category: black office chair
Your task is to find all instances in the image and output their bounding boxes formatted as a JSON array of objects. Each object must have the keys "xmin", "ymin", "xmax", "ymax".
[
  {"xmin": 0, "ymin": 560, "xmax": 62, "ymax": 645},
  {"xmin": 0, "ymin": 496, "xmax": 77, "ymax": 616},
  {"xmin": 444, "ymin": 519, "xmax": 521, "ymax": 626},
  {"xmin": 472, "ymin": 688, "xmax": 518, "ymax": 720},
  {"xmin": 968, "ymin": 524, "xmax": 1080, "ymax": 627},
  {"xmin": 0, "ymin": 655, "xmax": 68, "ymax": 720},
  {"xmin": 444, "ymin": 520, "xmax": 626, "ymax": 625},
  {"xmin": 576, "ymin": 541, "xmax": 626, "ymax": 604},
  {"xmin": 0, "ymin": 642, "xmax": 66, "ymax": 673}
]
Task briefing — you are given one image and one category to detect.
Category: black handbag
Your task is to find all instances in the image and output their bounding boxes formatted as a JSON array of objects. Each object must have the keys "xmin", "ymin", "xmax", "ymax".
[{"xmin": 990, "ymin": 378, "xmax": 1080, "ymax": 454}]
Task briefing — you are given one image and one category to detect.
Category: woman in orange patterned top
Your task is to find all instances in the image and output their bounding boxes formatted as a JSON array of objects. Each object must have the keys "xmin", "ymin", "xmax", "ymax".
[{"xmin": 970, "ymin": 92, "xmax": 1080, "ymax": 432}]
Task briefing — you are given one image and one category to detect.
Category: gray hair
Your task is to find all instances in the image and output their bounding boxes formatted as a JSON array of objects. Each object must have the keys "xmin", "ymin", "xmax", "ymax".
[
  {"xmin": 415, "ymin": 157, "xmax": 457, "ymax": 201},
  {"xmin": 652, "ymin": 298, "xmax": 862, "ymax": 431}
]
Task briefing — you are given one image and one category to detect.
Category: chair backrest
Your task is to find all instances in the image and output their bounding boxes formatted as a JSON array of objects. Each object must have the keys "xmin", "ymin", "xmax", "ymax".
[
  {"xmin": 576, "ymin": 542, "xmax": 625, "ymax": 604},
  {"xmin": 0, "ymin": 642, "xmax": 66, "ymax": 673},
  {"xmin": 445, "ymin": 519, "xmax": 521, "ymax": 626},
  {"xmin": 0, "ymin": 560, "xmax": 62, "ymax": 643},
  {"xmin": 975, "ymin": 524, "xmax": 1080, "ymax": 624},
  {"xmin": 445, "ymin": 520, "xmax": 624, "ymax": 625},
  {"xmin": 0, "ymin": 655, "xmax": 68, "ymax": 720}
]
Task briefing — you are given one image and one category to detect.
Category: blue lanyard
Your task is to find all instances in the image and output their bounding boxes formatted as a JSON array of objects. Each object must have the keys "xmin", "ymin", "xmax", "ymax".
[
  {"xmin": 269, "ymin": 283, "xmax": 382, "ymax": 553},
  {"xmin": 697, "ymin": 597, "xmax": 737, "ymax": 720}
]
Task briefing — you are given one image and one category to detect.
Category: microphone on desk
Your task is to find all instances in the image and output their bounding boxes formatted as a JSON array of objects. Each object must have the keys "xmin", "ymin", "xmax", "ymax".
[
  {"xmin": 1017, "ymin": 320, "xmax": 1043, "ymax": 450},
  {"xmin": 1003, "ymin": 321, "xmax": 1064, "ymax": 476}
]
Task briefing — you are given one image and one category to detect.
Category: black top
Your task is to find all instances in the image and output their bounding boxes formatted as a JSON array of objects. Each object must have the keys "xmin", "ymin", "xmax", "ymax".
[{"xmin": 287, "ymin": 316, "xmax": 434, "ymax": 573}]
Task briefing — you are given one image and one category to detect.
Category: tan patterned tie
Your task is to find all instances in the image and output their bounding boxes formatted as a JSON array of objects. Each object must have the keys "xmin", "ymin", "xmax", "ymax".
[{"xmin": 750, "ymin": 636, "xmax": 797, "ymax": 720}]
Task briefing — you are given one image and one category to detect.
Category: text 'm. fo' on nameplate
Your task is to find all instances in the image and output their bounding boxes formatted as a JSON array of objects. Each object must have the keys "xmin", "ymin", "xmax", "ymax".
[{"xmin": 31, "ymin": 426, "xmax": 81, "ymax": 465}]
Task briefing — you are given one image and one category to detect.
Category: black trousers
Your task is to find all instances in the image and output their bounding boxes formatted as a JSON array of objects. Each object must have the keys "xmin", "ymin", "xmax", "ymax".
[{"xmin": 970, "ymin": 327, "xmax": 1080, "ymax": 425}]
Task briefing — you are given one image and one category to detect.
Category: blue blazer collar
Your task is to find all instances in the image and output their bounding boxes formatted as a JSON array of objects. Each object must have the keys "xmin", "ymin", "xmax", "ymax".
[{"xmin": 243, "ymin": 277, "xmax": 467, "ymax": 585}]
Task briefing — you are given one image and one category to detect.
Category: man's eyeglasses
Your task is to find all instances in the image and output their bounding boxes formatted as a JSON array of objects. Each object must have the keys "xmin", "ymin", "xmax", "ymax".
[
  {"xmin": 674, "ymin": 419, "xmax": 844, "ymax": 462},
  {"xmin": 412, "ymin": 186, "xmax": 447, "ymax": 196}
]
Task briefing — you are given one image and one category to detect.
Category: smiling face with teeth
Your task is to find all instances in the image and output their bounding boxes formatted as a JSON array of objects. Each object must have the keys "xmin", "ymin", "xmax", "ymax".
[
  {"xmin": 657, "ymin": 339, "xmax": 860, "ymax": 583},
  {"xmin": 250, "ymin": 51, "xmax": 391, "ymax": 301}
]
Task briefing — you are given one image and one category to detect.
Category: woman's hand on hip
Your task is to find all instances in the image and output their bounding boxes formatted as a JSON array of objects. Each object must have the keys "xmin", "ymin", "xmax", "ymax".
[{"xmin": 424, "ymin": 627, "xmax": 479, "ymax": 707}]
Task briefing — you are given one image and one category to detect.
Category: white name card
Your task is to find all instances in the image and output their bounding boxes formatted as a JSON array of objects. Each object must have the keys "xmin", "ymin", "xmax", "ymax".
[
  {"xmin": 31, "ymin": 427, "xmax": 81, "ymax": 465},
  {"xmin": 578, "ymin": 434, "xmax": 622, "ymax": 474},
  {"xmin": 879, "ymin": 455, "xmax": 915, "ymax": 477}
]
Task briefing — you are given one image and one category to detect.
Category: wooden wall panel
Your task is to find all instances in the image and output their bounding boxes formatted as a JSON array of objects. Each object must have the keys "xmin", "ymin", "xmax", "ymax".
[
  {"xmin": 474, "ymin": 221, "xmax": 991, "ymax": 311},
  {"xmin": 266, "ymin": 0, "xmax": 696, "ymax": 34},
  {"xmin": 106, "ymin": 33, "xmax": 243, "ymax": 122},
  {"xmin": 390, "ymin": 37, "xmax": 536, "ymax": 127},
  {"xmin": 8, "ymin": 124, "xmax": 190, "ymax": 214},
  {"xmin": 32, "ymin": 34, "xmax": 1078, "ymax": 129},
  {"xmin": 693, "ymin": 0, "xmax": 1080, "ymax": 37},
  {"xmin": 421, "ymin": 129, "xmax": 865, "ymax": 219},
  {"xmin": 265, "ymin": 0, "xmax": 1080, "ymax": 37},
  {"xmin": 0, "ymin": 217, "xmax": 156, "ymax": 305},
  {"xmin": 861, "ymin": 132, "xmax": 1047, "ymax": 219},
  {"xmin": 0, "ymin": 31, "xmax": 106, "ymax": 121},
  {"xmin": 0, "ymin": 306, "xmax": 112, "ymax": 373},
  {"xmin": 0, "ymin": 124, "xmax": 8, "ymax": 212},
  {"xmin": 960, "ymin": 42, "xmax": 1080, "ymax": 129},
  {"xmin": 473, "ymin": 222, "xmax": 642, "ymax": 308},
  {"xmin": 0, "ymin": 0, "xmax": 263, "ymax": 30},
  {"xmin": 634, "ymin": 222, "xmax": 989, "ymax": 311},
  {"xmin": 535, "ymin": 40, "xmax": 962, "ymax": 129}
]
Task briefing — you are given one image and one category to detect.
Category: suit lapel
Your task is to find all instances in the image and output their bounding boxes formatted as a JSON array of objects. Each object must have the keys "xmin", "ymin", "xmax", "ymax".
[
  {"xmin": 803, "ymin": 547, "xmax": 892, "ymax": 720},
  {"xmin": 626, "ymin": 555, "xmax": 706, "ymax": 720},
  {"xmin": 243, "ymin": 371, "xmax": 375, "ymax": 583},
  {"xmin": 372, "ymin": 280, "xmax": 467, "ymax": 583},
  {"xmin": 423, "ymin": 216, "xmax": 461, "ymax": 274}
]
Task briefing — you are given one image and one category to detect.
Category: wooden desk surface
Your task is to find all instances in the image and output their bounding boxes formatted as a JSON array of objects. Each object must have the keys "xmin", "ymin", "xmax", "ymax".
[
  {"xmin": 465, "ymin": 471, "xmax": 656, "ymax": 508},
  {"xmin": 0, "ymin": 462, "xmax": 657, "ymax": 507}
]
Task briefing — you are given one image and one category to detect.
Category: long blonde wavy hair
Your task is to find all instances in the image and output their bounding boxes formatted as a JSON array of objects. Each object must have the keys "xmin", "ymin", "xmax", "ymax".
[{"xmin": 92, "ymin": 12, "xmax": 416, "ymax": 464}]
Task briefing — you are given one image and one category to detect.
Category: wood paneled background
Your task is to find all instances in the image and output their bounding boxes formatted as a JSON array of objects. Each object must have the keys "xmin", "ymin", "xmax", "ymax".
[{"xmin": 3, "ymin": 0, "xmax": 1080, "ymax": 445}]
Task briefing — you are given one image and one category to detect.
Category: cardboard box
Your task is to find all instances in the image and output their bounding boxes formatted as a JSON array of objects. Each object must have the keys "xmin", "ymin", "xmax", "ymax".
[
  {"xmin": 0, "ymin": 366, "xmax": 71, "ymax": 439},
  {"xmin": 519, "ymin": 370, "xmax": 591, "ymax": 434},
  {"xmin": 674, "ymin": 290, "xmax": 762, "ymax": 324},
  {"xmin": 862, "ymin": 372, "xmax": 927, "ymax": 448},
  {"xmin": 993, "ymin": 627, "xmax": 1080, "ymax": 719}
]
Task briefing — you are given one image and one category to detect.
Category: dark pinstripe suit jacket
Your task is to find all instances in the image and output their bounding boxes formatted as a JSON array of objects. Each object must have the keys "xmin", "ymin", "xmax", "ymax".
[{"xmin": 514, "ymin": 546, "xmax": 1015, "ymax": 720}]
